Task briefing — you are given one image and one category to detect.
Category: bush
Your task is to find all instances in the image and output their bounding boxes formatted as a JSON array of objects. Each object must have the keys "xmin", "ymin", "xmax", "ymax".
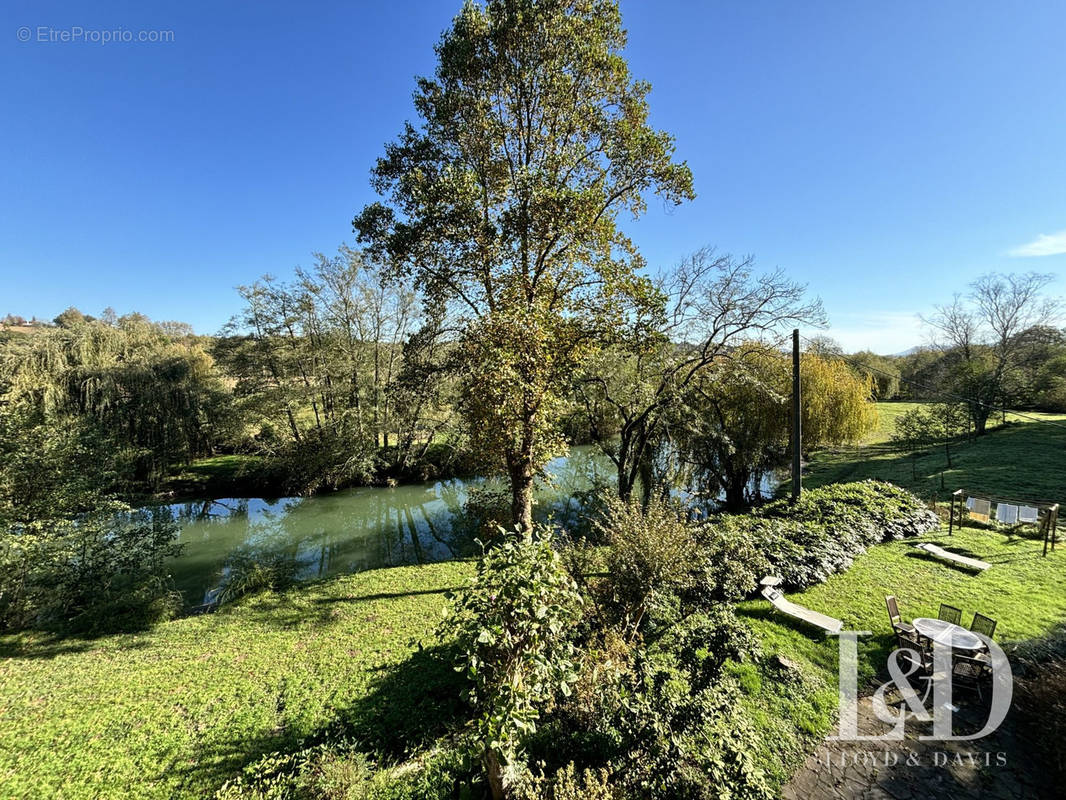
[
  {"xmin": 593, "ymin": 496, "xmax": 767, "ymax": 631},
  {"xmin": 532, "ymin": 604, "xmax": 769, "ymax": 800},
  {"xmin": 0, "ymin": 502, "xmax": 183, "ymax": 632},
  {"xmin": 214, "ymin": 548, "xmax": 302, "ymax": 606},
  {"xmin": 711, "ymin": 480, "xmax": 939, "ymax": 591},
  {"xmin": 442, "ymin": 529, "xmax": 584, "ymax": 795}
]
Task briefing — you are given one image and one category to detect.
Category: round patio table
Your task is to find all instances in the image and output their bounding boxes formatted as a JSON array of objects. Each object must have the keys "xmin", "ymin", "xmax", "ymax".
[{"xmin": 912, "ymin": 617, "xmax": 983, "ymax": 651}]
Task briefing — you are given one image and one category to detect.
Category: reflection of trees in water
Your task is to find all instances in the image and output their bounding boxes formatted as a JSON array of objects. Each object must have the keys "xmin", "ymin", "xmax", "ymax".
[{"xmin": 168, "ymin": 448, "xmax": 622, "ymax": 609}]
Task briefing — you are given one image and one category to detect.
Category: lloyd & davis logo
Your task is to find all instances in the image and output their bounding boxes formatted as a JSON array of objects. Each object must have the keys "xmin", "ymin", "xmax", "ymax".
[{"xmin": 831, "ymin": 630, "xmax": 1013, "ymax": 742}]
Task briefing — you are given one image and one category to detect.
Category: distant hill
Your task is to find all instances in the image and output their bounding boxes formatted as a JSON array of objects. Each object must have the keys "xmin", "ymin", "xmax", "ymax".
[{"xmin": 890, "ymin": 346, "xmax": 923, "ymax": 357}]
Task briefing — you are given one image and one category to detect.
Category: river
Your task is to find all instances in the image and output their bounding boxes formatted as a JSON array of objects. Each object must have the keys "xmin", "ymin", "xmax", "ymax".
[{"xmin": 165, "ymin": 446, "xmax": 614, "ymax": 607}]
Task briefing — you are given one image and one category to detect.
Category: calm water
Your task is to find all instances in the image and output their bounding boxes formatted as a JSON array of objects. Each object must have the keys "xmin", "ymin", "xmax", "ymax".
[{"xmin": 166, "ymin": 446, "xmax": 614, "ymax": 606}]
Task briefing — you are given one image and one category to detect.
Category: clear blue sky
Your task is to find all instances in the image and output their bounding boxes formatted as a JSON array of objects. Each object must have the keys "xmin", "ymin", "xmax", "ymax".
[{"xmin": 3, "ymin": 0, "xmax": 1064, "ymax": 353}]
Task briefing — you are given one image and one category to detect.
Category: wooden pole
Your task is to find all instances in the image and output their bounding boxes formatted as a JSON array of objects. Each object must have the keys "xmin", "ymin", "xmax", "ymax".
[{"xmin": 791, "ymin": 328, "xmax": 801, "ymax": 503}]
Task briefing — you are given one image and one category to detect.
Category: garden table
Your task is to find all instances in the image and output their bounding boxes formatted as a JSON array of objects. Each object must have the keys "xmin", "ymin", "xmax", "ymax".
[{"xmin": 911, "ymin": 617, "xmax": 983, "ymax": 651}]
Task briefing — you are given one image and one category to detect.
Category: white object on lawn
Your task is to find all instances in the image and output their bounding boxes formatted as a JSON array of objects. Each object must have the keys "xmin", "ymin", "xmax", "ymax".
[
  {"xmin": 913, "ymin": 542, "xmax": 991, "ymax": 572},
  {"xmin": 760, "ymin": 585, "xmax": 843, "ymax": 634}
]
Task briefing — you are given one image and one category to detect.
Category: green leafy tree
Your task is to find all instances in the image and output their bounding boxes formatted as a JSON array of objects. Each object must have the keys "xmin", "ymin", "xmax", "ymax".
[
  {"xmin": 354, "ymin": 0, "xmax": 694, "ymax": 531},
  {"xmin": 847, "ymin": 350, "xmax": 901, "ymax": 400},
  {"xmin": 443, "ymin": 530, "xmax": 583, "ymax": 797},
  {"xmin": 574, "ymin": 248, "xmax": 823, "ymax": 505},
  {"xmin": 681, "ymin": 344, "xmax": 876, "ymax": 510},
  {"xmin": 891, "ymin": 401, "xmax": 970, "ymax": 483}
]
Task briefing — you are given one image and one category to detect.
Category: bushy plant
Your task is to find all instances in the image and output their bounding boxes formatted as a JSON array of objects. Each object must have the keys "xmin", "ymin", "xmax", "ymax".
[
  {"xmin": 594, "ymin": 496, "xmax": 766, "ymax": 632},
  {"xmin": 533, "ymin": 604, "xmax": 769, "ymax": 800},
  {"xmin": 710, "ymin": 480, "xmax": 939, "ymax": 591},
  {"xmin": 442, "ymin": 529, "xmax": 584, "ymax": 796},
  {"xmin": 275, "ymin": 428, "xmax": 378, "ymax": 494},
  {"xmin": 214, "ymin": 548, "xmax": 302, "ymax": 606},
  {"xmin": 0, "ymin": 502, "xmax": 182, "ymax": 632}
]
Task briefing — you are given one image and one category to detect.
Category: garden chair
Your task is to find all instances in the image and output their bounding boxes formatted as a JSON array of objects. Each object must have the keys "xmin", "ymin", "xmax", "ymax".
[
  {"xmin": 894, "ymin": 628, "xmax": 931, "ymax": 674},
  {"xmin": 885, "ymin": 595, "xmax": 915, "ymax": 635},
  {"xmin": 951, "ymin": 652, "xmax": 992, "ymax": 699},
  {"xmin": 970, "ymin": 612, "xmax": 997, "ymax": 642},
  {"xmin": 938, "ymin": 604, "xmax": 962, "ymax": 626}
]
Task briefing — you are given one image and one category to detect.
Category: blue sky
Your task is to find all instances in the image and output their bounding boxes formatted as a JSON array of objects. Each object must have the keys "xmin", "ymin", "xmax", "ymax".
[{"xmin": 2, "ymin": 0, "xmax": 1064, "ymax": 353}]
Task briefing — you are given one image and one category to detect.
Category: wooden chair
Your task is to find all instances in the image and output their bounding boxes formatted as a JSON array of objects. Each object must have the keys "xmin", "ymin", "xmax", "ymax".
[
  {"xmin": 885, "ymin": 595, "xmax": 915, "ymax": 635},
  {"xmin": 970, "ymin": 612, "xmax": 997, "ymax": 640},
  {"xmin": 894, "ymin": 628, "xmax": 931, "ymax": 674},
  {"xmin": 938, "ymin": 604, "xmax": 962, "ymax": 626},
  {"xmin": 952, "ymin": 652, "xmax": 992, "ymax": 699}
]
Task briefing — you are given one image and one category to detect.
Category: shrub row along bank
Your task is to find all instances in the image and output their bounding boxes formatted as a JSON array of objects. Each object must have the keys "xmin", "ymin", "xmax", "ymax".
[
  {"xmin": 217, "ymin": 480, "xmax": 936, "ymax": 800},
  {"xmin": 715, "ymin": 480, "xmax": 940, "ymax": 590}
]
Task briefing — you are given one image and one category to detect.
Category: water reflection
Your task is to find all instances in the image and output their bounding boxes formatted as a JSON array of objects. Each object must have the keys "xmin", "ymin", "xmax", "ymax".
[{"xmin": 167, "ymin": 445, "xmax": 613, "ymax": 607}]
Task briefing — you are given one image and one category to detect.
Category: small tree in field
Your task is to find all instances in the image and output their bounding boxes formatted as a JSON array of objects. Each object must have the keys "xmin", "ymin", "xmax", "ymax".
[
  {"xmin": 354, "ymin": 0, "xmax": 694, "ymax": 533},
  {"xmin": 892, "ymin": 402, "xmax": 969, "ymax": 484}
]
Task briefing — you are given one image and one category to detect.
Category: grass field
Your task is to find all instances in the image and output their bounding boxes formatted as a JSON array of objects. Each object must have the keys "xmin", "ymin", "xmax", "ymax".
[
  {"xmin": 0, "ymin": 561, "xmax": 474, "ymax": 799},
  {"xmin": 798, "ymin": 403, "xmax": 1066, "ymax": 506}
]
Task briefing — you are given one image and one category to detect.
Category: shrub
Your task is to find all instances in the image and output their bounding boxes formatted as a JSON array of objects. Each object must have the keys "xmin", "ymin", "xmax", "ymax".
[
  {"xmin": 711, "ymin": 480, "xmax": 939, "ymax": 592},
  {"xmin": 593, "ymin": 496, "xmax": 767, "ymax": 631},
  {"xmin": 214, "ymin": 548, "xmax": 302, "ymax": 606},
  {"xmin": 527, "ymin": 601, "xmax": 767, "ymax": 800},
  {"xmin": 442, "ymin": 529, "xmax": 584, "ymax": 795},
  {"xmin": 0, "ymin": 502, "xmax": 182, "ymax": 632}
]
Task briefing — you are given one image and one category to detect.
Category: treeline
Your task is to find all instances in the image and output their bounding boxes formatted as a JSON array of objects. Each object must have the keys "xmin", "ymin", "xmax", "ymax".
[
  {"xmin": 837, "ymin": 333, "xmax": 1066, "ymax": 413},
  {"xmin": 0, "ymin": 247, "xmax": 877, "ymax": 510},
  {"xmin": 820, "ymin": 272, "xmax": 1066, "ymax": 430}
]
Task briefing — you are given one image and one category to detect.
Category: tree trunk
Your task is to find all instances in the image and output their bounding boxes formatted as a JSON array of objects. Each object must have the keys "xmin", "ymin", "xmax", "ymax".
[
  {"xmin": 508, "ymin": 458, "xmax": 534, "ymax": 535},
  {"xmin": 722, "ymin": 466, "xmax": 750, "ymax": 512},
  {"xmin": 483, "ymin": 749, "xmax": 506, "ymax": 800}
]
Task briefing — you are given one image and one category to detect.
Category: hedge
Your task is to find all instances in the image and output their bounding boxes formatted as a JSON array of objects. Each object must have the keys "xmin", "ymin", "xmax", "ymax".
[{"xmin": 712, "ymin": 480, "xmax": 940, "ymax": 591}]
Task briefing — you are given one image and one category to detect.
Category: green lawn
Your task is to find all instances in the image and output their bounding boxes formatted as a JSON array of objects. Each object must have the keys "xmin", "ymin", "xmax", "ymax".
[
  {"xmin": 797, "ymin": 404, "xmax": 1066, "ymax": 505},
  {"xmin": 0, "ymin": 560, "xmax": 474, "ymax": 799},
  {"xmin": 735, "ymin": 522, "xmax": 1066, "ymax": 785},
  {"xmin": 3, "ymin": 523, "xmax": 1061, "ymax": 798}
]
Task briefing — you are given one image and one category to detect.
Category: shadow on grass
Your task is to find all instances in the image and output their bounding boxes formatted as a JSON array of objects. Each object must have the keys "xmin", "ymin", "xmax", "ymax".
[
  {"xmin": 0, "ymin": 634, "xmax": 155, "ymax": 661},
  {"xmin": 171, "ymin": 640, "xmax": 470, "ymax": 795},
  {"xmin": 312, "ymin": 587, "xmax": 464, "ymax": 606}
]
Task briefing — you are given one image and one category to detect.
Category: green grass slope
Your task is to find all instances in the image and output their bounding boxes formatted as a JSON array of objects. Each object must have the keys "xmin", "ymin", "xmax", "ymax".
[
  {"xmin": 737, "ymin": 523, "xmax": 1066, "ymax": 784},
  {"xmin": 0, "ymin": 561, "xmax": 473, "ymax": 799},
  {"xmin": 799, "ymin": 405, "xmax": 1066, "ymax": 505}
]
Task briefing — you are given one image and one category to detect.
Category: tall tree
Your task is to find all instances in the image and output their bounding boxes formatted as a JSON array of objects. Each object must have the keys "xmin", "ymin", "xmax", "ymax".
[
  {"xmin": 923, "ymin": 272, "xmax": 1061, "ymax": 433},
  {"xmin": 575, "ymin": 248, "xmax": 824, "ymax": 503},
  {"xmin": 681, "ymin": 344, "xmax": 876, "ymax": 510},
  {"xmin": 354, "ymin": 0, "xmax": 694, "ymax": 531}
]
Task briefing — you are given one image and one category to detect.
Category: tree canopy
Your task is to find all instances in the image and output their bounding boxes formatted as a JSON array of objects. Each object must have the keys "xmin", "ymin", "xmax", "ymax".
[{"xmin": 353, "ymin": 0, "xmax": 694, "ymax": 530}]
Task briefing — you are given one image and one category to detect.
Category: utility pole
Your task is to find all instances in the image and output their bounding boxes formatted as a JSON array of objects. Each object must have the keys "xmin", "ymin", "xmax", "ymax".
[{"xmin": 791, "ymin": 328, "xmax": 801, "ymax": 502}]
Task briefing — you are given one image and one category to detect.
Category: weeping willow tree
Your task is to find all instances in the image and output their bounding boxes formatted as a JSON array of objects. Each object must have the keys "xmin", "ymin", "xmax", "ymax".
[
  {"xmin": 0, "ymin": 313, "xmax": 231, "ymax": 490},
  {"xmin": 680, "ymin": 343, "xmax": 877, "ymax": 511}
]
